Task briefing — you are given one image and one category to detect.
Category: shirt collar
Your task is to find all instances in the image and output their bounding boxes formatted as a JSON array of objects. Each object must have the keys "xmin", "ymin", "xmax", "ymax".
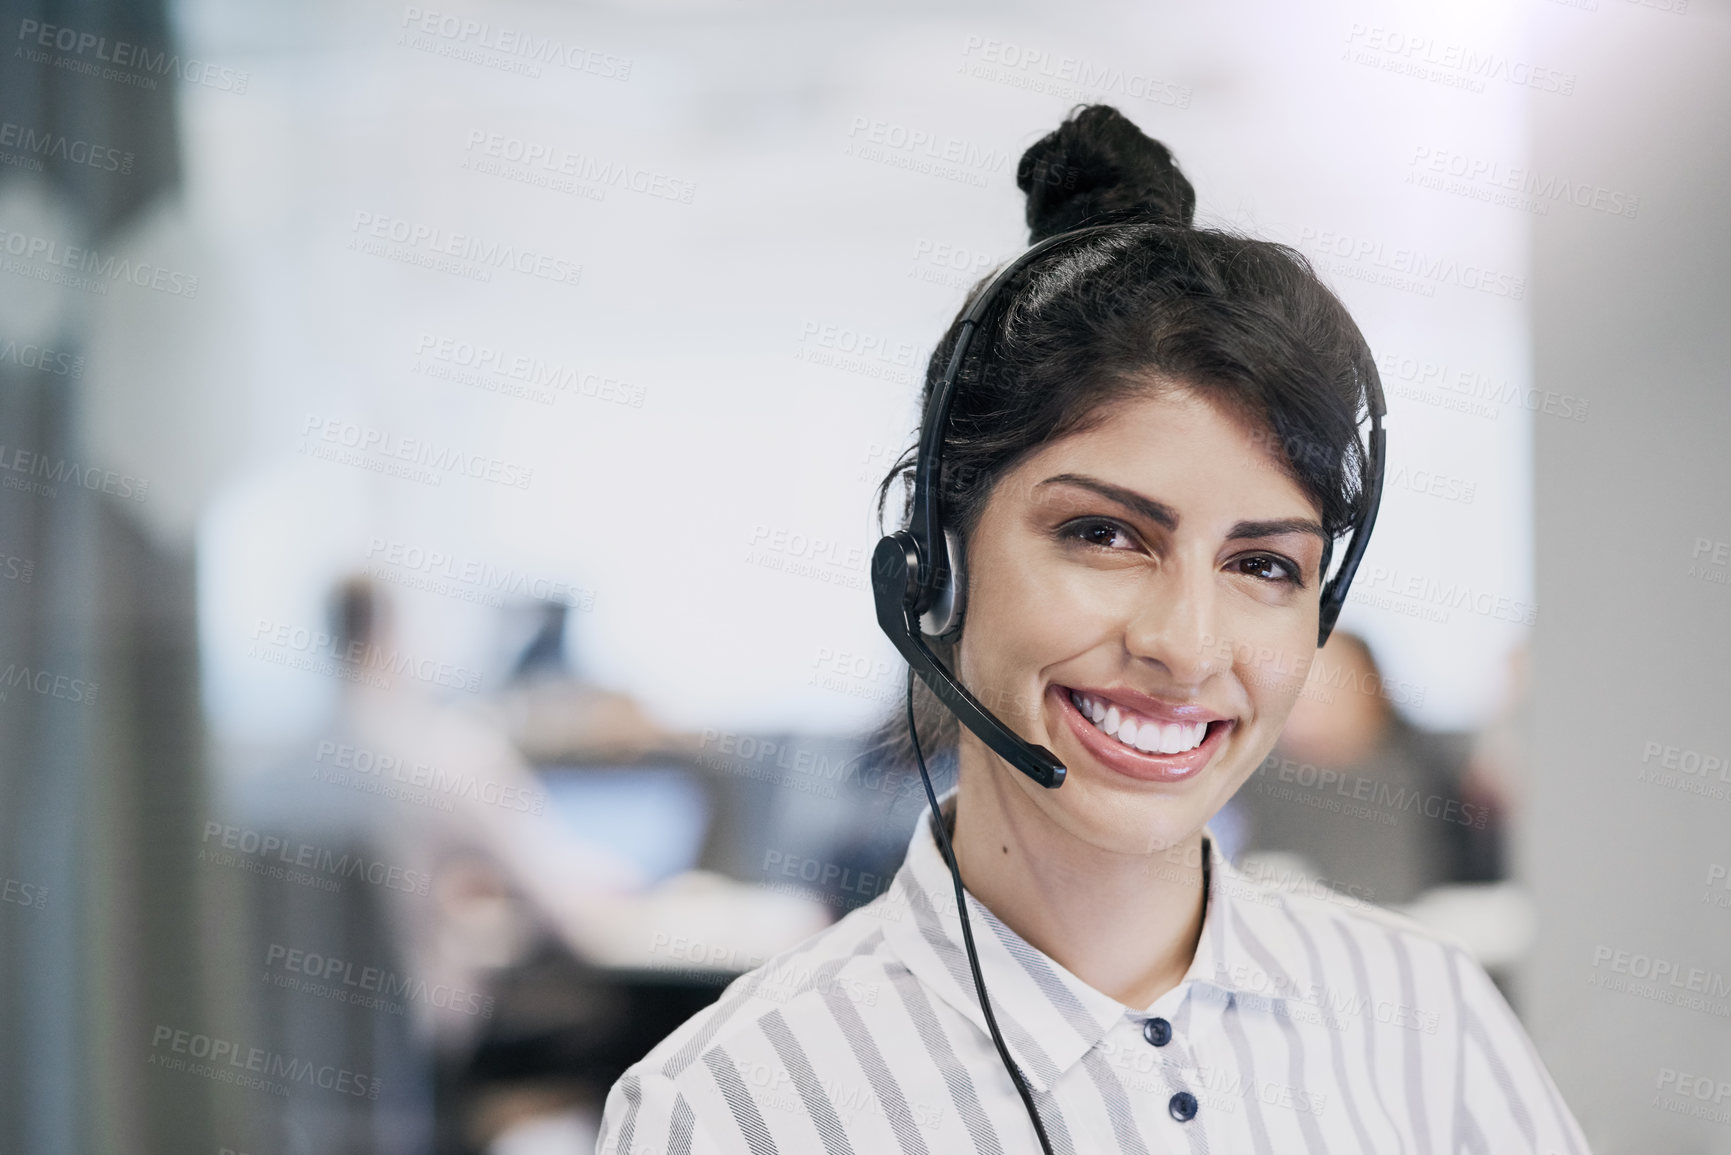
[{"xmin": 873, "ymin": 787, "xmax": 1315, "ymax": 1093}]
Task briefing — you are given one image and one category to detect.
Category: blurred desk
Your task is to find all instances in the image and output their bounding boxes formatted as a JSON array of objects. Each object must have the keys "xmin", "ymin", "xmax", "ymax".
[{"xmin": 465, "ymin": 948, "xmax": 744, "ymax": 1093}]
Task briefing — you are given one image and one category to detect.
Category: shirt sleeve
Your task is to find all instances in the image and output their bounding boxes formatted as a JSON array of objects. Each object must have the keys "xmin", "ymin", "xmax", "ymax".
[
  {"xmin": 597, "ymin": 1066, "xmax": 721, "ymax": 1155},
  {"xmin": 1448, "ymin": 947, "xmax": 1593, "ymax": 1155}
]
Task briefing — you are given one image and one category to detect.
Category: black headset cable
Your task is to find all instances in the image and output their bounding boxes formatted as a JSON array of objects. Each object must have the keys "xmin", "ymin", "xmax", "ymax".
[{"xmin": 906, "ymin": 676, "xmax": 1058, "ymax": 1155}]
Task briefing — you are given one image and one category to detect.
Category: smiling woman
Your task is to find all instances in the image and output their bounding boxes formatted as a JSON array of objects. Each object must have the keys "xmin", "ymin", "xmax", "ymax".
[{"xmin": 596, "ymin": 105, "xmax": 1590, "ymax": 1154}]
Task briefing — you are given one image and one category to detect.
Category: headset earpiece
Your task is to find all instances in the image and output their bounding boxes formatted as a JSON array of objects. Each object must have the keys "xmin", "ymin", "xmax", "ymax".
[{"xmin": 918, "ymin": 527, "xmax": 966, "ymax": 640}]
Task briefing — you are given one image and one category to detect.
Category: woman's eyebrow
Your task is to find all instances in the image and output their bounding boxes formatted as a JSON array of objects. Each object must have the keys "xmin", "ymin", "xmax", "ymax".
[
  {"xmin": 1035, "ymin": 473, "xmax": 1177, "ymax": 529},
  {"xmin": 1036, "ymin": 473, "xmax": 1328, "ymax": 543},
  {"xmin": 1226, "ymin": 518, "xmax": 1329, "ymax": 544}
]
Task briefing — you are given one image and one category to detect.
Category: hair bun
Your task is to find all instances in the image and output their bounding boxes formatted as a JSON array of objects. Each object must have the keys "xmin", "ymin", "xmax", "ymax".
[{"xmin": 1016, "ymin": 104, "xmax": 1196, "ymax": 242}]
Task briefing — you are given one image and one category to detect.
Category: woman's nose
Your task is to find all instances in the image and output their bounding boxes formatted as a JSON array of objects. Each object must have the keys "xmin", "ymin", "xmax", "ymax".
[{"xmin": 1122, "ymin": 565, "xmax": 1229, "ymax": 688}]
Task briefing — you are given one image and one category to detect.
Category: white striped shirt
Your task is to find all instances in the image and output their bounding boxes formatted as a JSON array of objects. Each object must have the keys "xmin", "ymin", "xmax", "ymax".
[{"xmin": 597, "ymin": 792, "xmax": 1591, "ymax": 1154}]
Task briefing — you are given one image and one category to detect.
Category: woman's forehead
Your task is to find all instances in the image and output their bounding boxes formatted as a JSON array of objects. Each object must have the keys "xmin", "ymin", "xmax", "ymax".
[{"xmin": 1011, "ymin": 390, "xmax": 1320, "ymax": 521}]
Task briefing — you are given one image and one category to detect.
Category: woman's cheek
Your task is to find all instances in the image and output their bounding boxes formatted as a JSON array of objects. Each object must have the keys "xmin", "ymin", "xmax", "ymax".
[{"xmin": 1232, "ymin": 636, "xmax": 1312, "ymax": 726}]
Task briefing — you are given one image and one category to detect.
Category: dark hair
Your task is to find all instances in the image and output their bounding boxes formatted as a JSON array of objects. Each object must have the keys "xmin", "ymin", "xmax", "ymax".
[{"xmin": 866, "ymin": 103, "xmax": 1381, "ymax": 765}]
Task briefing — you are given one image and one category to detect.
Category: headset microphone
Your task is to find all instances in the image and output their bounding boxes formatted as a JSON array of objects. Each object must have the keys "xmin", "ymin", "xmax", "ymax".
[{"xmin": 871, "ymin": 534, "xmax": 1066, "ymax": 789}]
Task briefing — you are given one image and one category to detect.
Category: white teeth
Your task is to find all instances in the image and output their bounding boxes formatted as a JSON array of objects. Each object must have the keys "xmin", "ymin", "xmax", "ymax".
[{"xmin": 1068, "ymin": 688, "xmax": 1213, "ymax": 755}]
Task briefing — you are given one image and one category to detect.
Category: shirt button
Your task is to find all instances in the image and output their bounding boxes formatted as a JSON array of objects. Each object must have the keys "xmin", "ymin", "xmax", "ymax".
[
  {"xmin": 1168, "ymin": 1090, "xmax": 1199, "ymax": 1122},
  {"xmin": 1142, "ymin": 1017, "xmax": 1172, "ymax": 1047}
]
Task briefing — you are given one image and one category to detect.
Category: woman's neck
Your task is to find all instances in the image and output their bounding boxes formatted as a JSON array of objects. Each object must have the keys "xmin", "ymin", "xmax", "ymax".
[{"xmin": 947, "ymin": 765, "xmax": 1208, "ymax": 1011}]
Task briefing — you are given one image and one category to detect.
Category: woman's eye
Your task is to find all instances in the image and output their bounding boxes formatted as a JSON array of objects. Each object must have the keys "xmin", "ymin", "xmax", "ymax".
[
  {"xmin": 1234, "ymin": 553, "xmax": 1300, "ymax": 585},
  {"xmin": 1062, "ymin": 518, "xmax": 1137, "ymax": 551}
]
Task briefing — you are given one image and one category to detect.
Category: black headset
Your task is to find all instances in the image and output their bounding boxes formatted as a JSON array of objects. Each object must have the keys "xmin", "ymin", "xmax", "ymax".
[{"xmin": 869, "ymin": 221, "xmax": 1387, "ymax": 1154}]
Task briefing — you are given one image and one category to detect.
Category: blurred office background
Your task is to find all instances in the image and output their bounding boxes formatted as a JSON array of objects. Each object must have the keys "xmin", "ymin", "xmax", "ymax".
[{"xmin": 0, "ymin": 0, "xmax": 1726, "ymax": 1151}]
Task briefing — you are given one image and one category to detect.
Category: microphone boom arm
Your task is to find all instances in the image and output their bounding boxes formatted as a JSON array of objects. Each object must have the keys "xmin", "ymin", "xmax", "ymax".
[{"xmin": 872, "ymin": 536, "xmax": 1066, "ymax": 789}]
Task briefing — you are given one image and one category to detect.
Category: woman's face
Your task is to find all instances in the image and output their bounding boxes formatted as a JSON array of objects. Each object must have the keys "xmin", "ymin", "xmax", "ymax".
[{"xmin": 954, "ymin": 385, "xmax": 1329, "ymax": 857}]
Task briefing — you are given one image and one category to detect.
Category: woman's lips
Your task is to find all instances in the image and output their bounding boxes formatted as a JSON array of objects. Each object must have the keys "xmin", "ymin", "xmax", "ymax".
[{"xmin": 1048, "ymin": 683, "xmax": 1233, "ymax": 783}]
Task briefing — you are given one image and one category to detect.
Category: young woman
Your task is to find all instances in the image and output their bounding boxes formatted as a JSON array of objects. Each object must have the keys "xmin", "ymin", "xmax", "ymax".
[{"xmin": 598, "ymin": 104, "xmax": 1590, "ymax": 1155}]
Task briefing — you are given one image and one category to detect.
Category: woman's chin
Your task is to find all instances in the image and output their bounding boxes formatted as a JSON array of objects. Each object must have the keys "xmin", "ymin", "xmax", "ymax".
[{"xmin": 1029, "ymin": 773, "xmax": 1215, "ymax": 859}]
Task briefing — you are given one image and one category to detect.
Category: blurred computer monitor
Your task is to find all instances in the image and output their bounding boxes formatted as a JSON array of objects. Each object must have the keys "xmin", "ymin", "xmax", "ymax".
[{"xmin": 537, "ymin": 763, "xmax": 712, "ymax": 886}]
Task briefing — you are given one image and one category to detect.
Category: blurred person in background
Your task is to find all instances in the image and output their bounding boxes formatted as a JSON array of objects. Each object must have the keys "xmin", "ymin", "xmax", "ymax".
[
  {"xmin": 243, "ymin": 577, "xmax": 829, "ymax": 1155},
  {"xmin": 1218, "ymin": 629, "xmax": 1502, "ymax": 907},
  {"xmin": 230, "ymin": 577, "xmax": 644, "ymax": 1154},
  {"xmin": 482, "ymin": 597, "xmax": 671, "ymax": 766},
  {"xmin": 1458, "ymin": 640, "xmax": 1528, "ymax": 857}
]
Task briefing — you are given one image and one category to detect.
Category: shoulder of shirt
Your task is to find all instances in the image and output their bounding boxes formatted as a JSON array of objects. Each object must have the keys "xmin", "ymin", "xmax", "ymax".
[
  {"xmin": 1219, "ymin": 855, "xmax": 1478, "ymax": 962},
  {"xmin": 622, "ymin": 894, "xmax": 906, "ymax": 1084},
  {"xmin": 1213, "ymin": 868, "xmax": 1507, "ymax": 1038}
]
